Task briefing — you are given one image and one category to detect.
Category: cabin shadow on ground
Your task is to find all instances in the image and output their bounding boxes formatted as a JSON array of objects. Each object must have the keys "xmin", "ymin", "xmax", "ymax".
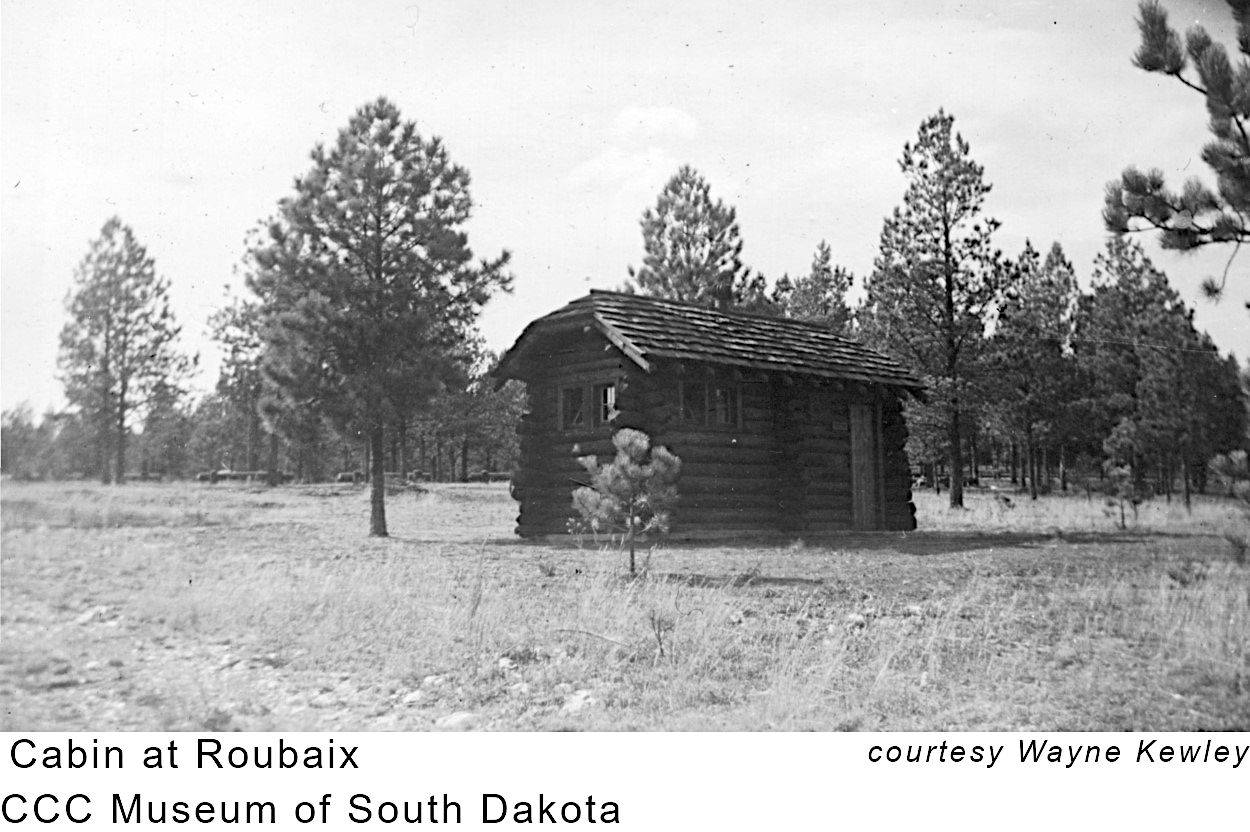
[
  {"xmin": 479, "ymin": 528, "xmax": 1220, "ymax": 557},
  {"xmin": 650, "ymin": 529, "xmax": 1223, "ymax": 588},
  {"xmin": 660, "ymin": 529, "xmax": 1193, "ymax": 557}
]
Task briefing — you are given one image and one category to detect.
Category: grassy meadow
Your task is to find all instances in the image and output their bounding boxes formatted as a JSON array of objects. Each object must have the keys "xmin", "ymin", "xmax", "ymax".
[{"xmin": 1, "ymin": 479, "xmax": 1247, "ymax": 730}]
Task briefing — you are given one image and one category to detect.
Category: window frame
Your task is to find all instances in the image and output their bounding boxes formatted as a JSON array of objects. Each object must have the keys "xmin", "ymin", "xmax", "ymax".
[
  {"xmin": 559, "ymin": 385, "xmax": 587, "ymax": 432},
  {"xmin": 558, "ymin": 378, "xmax": 619, "ymax": 433},
  {"xmin": 679, "ymin": 378, "xmax": 742, "ymax": 430},
  {"xmin": 710, "ymin": 382, "xmax": 741, "ymax": 428},
  {"xmin": 679, "ymin": 379, "xmax": 708, "ymax": 425},
  {"xmin": 592, "ymin": 382, "xmax": 617, "ymax": 427}
]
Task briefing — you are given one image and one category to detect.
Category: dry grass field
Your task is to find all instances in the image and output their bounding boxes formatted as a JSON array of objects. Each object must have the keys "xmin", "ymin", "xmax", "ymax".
[{"xmin": 2, "ymin": 479, "xmax": 1247, "ymax": 730}]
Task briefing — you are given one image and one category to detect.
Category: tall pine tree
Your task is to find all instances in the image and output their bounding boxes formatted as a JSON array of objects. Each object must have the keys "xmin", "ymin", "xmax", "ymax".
[
  {"xmin": 248, "ymin": 97, "xmax": 511, "ymax": 536},
  {"xmin": 772, "ymin": 240, "xmax": 855, "ymax": 333},
  {"xmin": 1072, "ymin": 237, "xmax": 1243, "ymax": 500},
  {"xmin": 627, "ymin": 165, "xmax": 768, "ymax": 310},
  {"xmin": 985, "ymin": 241, "xmax": 1079, "ymax": 498},
  {"xmin": 861, "ymin": 111, "xmax": 1009, "ymax": 508},
  {"xmin": 1104, "ymin": 1, "xmax": 1249, "ymax": 302},
  {"xmin": 58, "ymin": 217, "xmax": 190, "ymax": 483}
]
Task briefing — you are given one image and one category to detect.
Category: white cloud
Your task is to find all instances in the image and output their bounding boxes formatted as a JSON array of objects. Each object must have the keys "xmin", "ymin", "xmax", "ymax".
[
  {"xmin": 609, "ymin": 106, "xmax": 699, "ymax": 144},
  {"xmin": 567, "ymin": 144, "xmax": 679, "ymax": 195},
  {"xmin": 567, "ymin": 106, "xmax": 698, "ymax": 196}
]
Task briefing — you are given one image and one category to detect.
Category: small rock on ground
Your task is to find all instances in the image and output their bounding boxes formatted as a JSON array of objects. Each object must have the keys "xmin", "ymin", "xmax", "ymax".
[
  {"xmin": 435, "ymin": 711, "xmax": 477, "ymax": 729},
  {"xmin": 561, "ymin": 689, "xmax": 596, "ymax": 714}
]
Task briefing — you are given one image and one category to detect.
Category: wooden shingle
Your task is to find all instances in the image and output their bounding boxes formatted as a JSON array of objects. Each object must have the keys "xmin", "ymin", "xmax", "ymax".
[{"xmin": 496, "ymin": 290, "xmax": 923, "ymax": 390}]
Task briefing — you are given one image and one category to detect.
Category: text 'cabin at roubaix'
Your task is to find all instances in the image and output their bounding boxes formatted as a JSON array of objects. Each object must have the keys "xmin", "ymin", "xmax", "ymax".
[{"xmin": 494, "ymin": 290, "xmax": 925, "ymax": 539}]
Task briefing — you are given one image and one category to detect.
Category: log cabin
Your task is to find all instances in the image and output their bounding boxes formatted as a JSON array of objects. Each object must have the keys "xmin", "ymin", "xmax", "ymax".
[{"xmin": 493, "ymin": 290, "xmax": 925, "ymax": 538}]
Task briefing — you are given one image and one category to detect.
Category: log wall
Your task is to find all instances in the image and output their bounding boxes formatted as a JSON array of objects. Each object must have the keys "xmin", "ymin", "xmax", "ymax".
[{"xmin": 510, "ymin": 342, "xmax": 916, "ymax": 537}]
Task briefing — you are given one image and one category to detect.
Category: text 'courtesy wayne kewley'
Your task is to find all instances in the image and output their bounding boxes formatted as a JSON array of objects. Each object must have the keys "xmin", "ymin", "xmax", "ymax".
[{"xmin": 867, "ymin": 737, "xmax": 1248, "ymax": 769}]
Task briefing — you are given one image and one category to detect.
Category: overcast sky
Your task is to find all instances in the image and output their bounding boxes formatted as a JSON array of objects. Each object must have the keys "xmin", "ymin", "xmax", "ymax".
[{"xmin": 2, "ymin": 0, "xmax": 1246, "ymax": 413}]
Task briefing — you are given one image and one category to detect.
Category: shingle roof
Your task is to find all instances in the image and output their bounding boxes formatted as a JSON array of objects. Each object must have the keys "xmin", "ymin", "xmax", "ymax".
[{"xmin": 496, "ymin": 290, "xmax": 923, "ymax": 390}]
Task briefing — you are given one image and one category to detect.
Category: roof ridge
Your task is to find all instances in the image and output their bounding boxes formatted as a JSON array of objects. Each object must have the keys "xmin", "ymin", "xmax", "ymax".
[
  {"xmin": 584, "ymin": 288, "xmax": 863, "ymax": 338},
  {"xmin": 496, "ymin": 290, "xmax": 923, "ymax": 390}
]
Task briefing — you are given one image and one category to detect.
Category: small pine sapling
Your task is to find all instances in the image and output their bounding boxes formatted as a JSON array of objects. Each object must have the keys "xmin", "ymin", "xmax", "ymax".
[{"xmin": 570, "ymin": 428, "xmax": 681, "ymax": 575}]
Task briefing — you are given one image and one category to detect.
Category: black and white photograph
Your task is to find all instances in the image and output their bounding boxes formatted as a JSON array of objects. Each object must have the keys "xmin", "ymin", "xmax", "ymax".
[{"xmin": 2, "ymin": 0, "xmax": 1248, "ymax": 736}]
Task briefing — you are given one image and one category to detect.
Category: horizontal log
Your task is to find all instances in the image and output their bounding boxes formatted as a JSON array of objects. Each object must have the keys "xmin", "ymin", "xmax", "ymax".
[
  {"xmin": 678, "ymin": 475, "xmax": 780, "ymax": 493},
  {"xmin": 677, "ymin": 493, "xmax": 781, "ymax": 509},
  {"xmin": 525, "ymin": 434, "xmax": 614, "ymax": 452},
  {"xmin": 804, "ymin": 521, "xmax": 855, "ymax": 533},
  {"xmin": 560, "ymin": 439, "xmax": 615, "ymax": 456},
  {"xmin": 514, "ymin": 477, "xmax": 591, "ymax": 493},
  {"xmin": 806, "ymin": 481, "xmax": 852, "ymax": 493},
  {"xmin": 518, "ymin": 503, "xmax": 576, "ymax": 520},
  {"xmin": 803, "ymin": 507, "xmax": 853, "ymax": 521},
  {"xmin": 670, "ymin": 519, "xmax": 784, "ymax": 532},
  {"xmin": 525, "ymin": 352, "xmax": 626, "ymax": 372},
  {"xmin": 675, "ymin": 509, "xmax": 781, "ymax": 524},
  {"xmin": 680, "ymin": 461, "xmax": 779, "ymax": 479},
  {"xmin": 796, "ymin": 438, "xmax": 851, "ymax": 453},
  {"xmin": 654, "ymin": 431, "xmax": 775, "ymax": 449},
  {"xmin": 741, "ymin": 404, "xmax": 775, "ymax": 422},
  {"xmin": 797, "ymin": 456, "xmax": 850, "ymax": 470},
  {"xmin": 512, "ymin": 474, "xmax": 591, "ymax": 491},
  {"xmin": 521, "ymin": 488, "xmax": 787, "ymax": 511},
  {"xmin": 664, "ymin": 446, "xmax": 778, "ymax": 465}
]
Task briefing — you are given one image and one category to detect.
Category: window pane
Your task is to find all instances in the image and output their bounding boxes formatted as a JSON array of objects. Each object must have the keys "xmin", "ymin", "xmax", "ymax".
[
  {"xmin": 681, "ymin": 381, "xmax": 706, "ymax": 424},
  {"xmin": 594, "ymin": 383, "xmax": 616, "ymax": 425},
  {"xmin": 562, "ymin": 387, "xmax": 585, "ymax": 429},
  {"xmin": 712, "ymin": 384, "xmax": 740, "ymax": 427}
]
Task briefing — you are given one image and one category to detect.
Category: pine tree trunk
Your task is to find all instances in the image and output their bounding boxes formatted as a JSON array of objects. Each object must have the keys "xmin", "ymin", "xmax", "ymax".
[
  {"xmin": 1010, "ymin": 441, "xmax": 1018, "ymax": 485},
  {"xmin": 98, "ymin": 417, "xmax": 112, "ymax": 484},
  {"xmin": 1059, "ymin": 445, "xmax": 1068, "ymax": 492},
  {"xmin": 461, "ymin": 438, "xmax": 469, "ymax": 482},
  {"xmin": 369, "ymin": 424, "xmax": 388, "ymax": 537},
  {"xmin": 266, "ymin": 432, "xmax": 280, "ymax": 487},
  {"xmin": 248, "ymin": 412, "xmax": 261, "ymax": 471},
  {"xmin": 115, "ymin": 395, "xmax": 127, "ymax": 485},
  {"xmin": 948, "ymin": 405, "xmax": 964, "ymax": 509},
  {"xmin": 399, "ymin": 424, "xmax": 409, "ymax": 481},
  {"xmin": 971, "ymin": 432, "xmax": 979, "ymax": 484},
  {"xmin": 1026, "ymin": 431, "xmax": 1038, "ymax": 501},
  {"xmin": 1182, "ymin": 457, "xmax": 1192, "ymax": 513}
]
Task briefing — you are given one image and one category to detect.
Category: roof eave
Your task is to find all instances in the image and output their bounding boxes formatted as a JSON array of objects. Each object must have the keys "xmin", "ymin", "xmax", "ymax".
[{"xmin": 491, "ymin": 306, "xmax": 652, "ymax": 386}]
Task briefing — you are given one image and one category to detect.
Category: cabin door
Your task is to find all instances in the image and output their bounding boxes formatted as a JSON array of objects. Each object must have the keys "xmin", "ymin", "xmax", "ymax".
[{"xmin": 848, "ymin": 402, "xmax": 882, "ymax": 530}]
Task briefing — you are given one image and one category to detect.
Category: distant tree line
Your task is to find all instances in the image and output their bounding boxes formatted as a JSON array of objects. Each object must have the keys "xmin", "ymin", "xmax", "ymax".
[
  {"xmin": 617, "ymin": 113, "xmax": 1247, "ymax": 509},
  {"xmin": 3, "ymin": 99, "xmax": 522, "ymax": 538},
  {"xmin": 5, "ymin": 1, "xmax": 1249, "ymax": 534},
  {"xmin": 2, "ymin": 318, "xmax": 524, "ymax": 489}
]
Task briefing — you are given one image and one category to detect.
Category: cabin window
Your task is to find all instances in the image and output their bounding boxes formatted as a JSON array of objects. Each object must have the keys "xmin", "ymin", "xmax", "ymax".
[
  {"xmin": 560, "ymin": 386, "xmax": 586, "ymax": 430},
  {"xmin": 680, "ymin": 381, "xmax": 707, "ymax": 423},
  {"xmin": 679, "ymin": 379, "xmax": 741, "ymax": 428},
  {"xmin": 593, "ymin": 383, "xmax": 617, "ymax": 426},
  {"xmin": 711, "ymin": 383, "xmax": 741, "ymax": 427}
]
